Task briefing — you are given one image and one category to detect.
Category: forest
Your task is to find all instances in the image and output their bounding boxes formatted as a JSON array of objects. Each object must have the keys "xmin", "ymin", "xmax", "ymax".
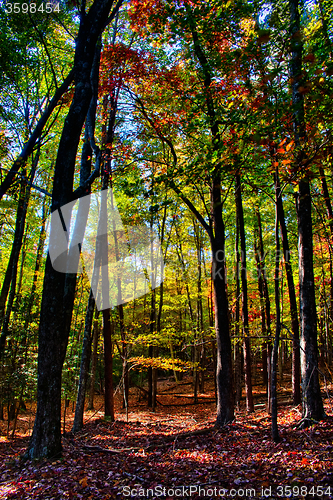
[{"xmin": 0, "ymin": 0, "xmax": 333, "ymax": 497}]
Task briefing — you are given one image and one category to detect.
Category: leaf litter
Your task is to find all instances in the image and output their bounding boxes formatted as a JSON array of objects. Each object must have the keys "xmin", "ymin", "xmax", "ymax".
[{"xmin": 0, "ymin": 380, "xmax": 332, "ymax": 499}]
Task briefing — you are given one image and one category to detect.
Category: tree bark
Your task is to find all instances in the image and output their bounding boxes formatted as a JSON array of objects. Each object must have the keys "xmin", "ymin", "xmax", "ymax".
[
  {"xmin": 254, "ymin": 211, "xmax": 267, "ymax": 389},
  {"xmin": 275, "ymin": 176, "xmax": 301, "ymax": 404},
  {"xmin": 0, "ymin": 157, "xmax": 37, "ymax": 351},
  {"xmin": 103, "ymin": 308, "xmax": 114, "ymax": 420},
  {"xmin": 234, "ymin": 215, "xmax": 242, "ymax": 407},
  {"xmin": 87, "ymin": 315, "xmax": 100, "ymax": 410},
  {"xmin": 289, "ymin": 0, "xmax": 324, "ymax": 423},
  {"xmin": 235, "ymin": 173, "xmax": 254, "ymax": 413},
  {"xmin": 72, "ymin": 291, "xmax": 95, "ymax": 432},
  {"xmin": 25, "ymin": 0, "xmax": 120, "ymax": 460}
]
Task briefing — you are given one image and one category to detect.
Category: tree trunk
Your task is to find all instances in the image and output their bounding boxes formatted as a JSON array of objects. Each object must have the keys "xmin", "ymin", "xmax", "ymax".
[
  {"xmin": 23, "ymin": 195, "xmax": 48, "ymax": 331},
  {"xmin": 72, "ymin": 291, "xmax": 95, "ymax": 432},
  {"xmin": 297, "ymin": 179, "xmax": 325, "ymax": 421},
  {"xmin": 25, "ymin": 0, "xmax": 119, "ymax": 459},
  {"xmin": 289, "ymin": 0, "xmax": 325, "ymax": 423},
  {"xmin": 87, "ymin": 315, "xmax": 100, "ymax": 410},
  {"xmin": 103, "ymin": 308, "xmax": 114, "ymax": 420},
  {"xmin": 0, "ymin": 158, "xmax": 37, "ymax": 350},
  {"xmin": 167, "ymin": 5, "xmax": 234, "ymax": 425},
  {"xmin": 234, "ymin": 213, "xmax": 242, "ymax": 406},
  {"xmin": 272, "ymin": 170, "xmax": 281, "ymax": 443},
  {"xmin": 275, "ymin": 176, "xmax": 301, "ymax": 404},
  {"xmin": 0, "ymin": 168, "xmax": 30, "ymax": 323},
  {"xmin": 212, "ymin": 176, "xmax": 234, "ymax": 425},
  {"xmin": 235, "ymin": 173, "xmax": 254, "ymax": 413}
]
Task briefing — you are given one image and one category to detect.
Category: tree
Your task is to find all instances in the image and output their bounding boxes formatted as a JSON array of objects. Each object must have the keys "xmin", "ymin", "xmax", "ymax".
[
  {"xmin": 25, "ymin": 0, "xmax": 122, "ymax": 459},
  {"xmin": 289, "ymin": 0, "xmax": 325, "ymax": 424}
]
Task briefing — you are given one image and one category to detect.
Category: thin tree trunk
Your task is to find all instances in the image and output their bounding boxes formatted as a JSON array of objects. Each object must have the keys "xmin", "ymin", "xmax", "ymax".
[
  {"xmin": 271, "ymin": 170, "xmax": 281, "ymax": 443},
  {"xmin": 234, "ymin": 215, "xmax": 242, "ymax": 407},
  {"xmin": 24, "ymin": 196, "xmax": 48, "ymax": 330},
  {"xmin": 72, "ymin": 291, "xmax": 96, "ymax": 432},
  {"xmin": 87, "ymin": 313, "xmax": 100, "ymax": 410},
  {"xmin": 103, "ymin": 308, "xmax": 114, "ymax": 420},
  {"xmin": 254, "ymin": 211, "xmax": 267, "ymax": 389},
  {"xmin": 275, "ymin": 176, "xmax": 301, "ymax": 404},
  {"xmin": 0, "ymin": 158, "xmax": 37, "ymax": 349},
  {"xmin": 0, "ymin": 169, "xmax": 29, "ymax": 323},
  {"xmin": 235, "ymin": 173, "xmax": 254, "ymax": 413},
  {"xmin": 256, "ymin": 208, "xmax": 272, "ymax": 409}
]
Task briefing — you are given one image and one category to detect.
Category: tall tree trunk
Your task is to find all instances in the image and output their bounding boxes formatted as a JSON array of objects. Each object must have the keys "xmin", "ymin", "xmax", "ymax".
[
  {"xmin": 166, "ymin": 4, "xmax": 234, "ymax": 425},
  {"xmin": 235, "ymin": 173, "xmax": 254, "ymax": 413},
  {"xmin": 0, "ymin": 157, "xmax": 37, "ymax": 350},
  {"xmin": 234, "ymin": 216, "xmax": 242, "ymax": 407},
  {"xmin": 275, "ymin": 175, "xmax": 301, "ymax": 404},
  {"xmin": 87, "ymin": 314, "xmax": 100, "ymax": 410},
  {"xmin": 148, "ymin": 289, "xmax": 156, "ymax": 408},
  {"xmin": 271, "ymin": 170, "xmax": 281, "ymax": 443},
  {"xmin": 289, "ymin": 0, "xmax": 324, "ymax": 423},
  {"xmin": 212, "ymin": 178, "xmax": 234, "ymax": 425},
  {"xmin": 103, "ymin": 308, "xmax": 114, "ymax": 419},
  {"xmin": 23, "ymin": 195, "xmax": 48, "ymax": 331},
  {"xmin": 25, "ymin": 0, "xmax": 120, "ymax": 459},
  {"xmin": 72, "ymin": 291, "xmax": 96, "ymax": 432},
  {"xmin": 255, "ymin": 208, "xmax": 272, "ymax": 408},
  {"xmin": 318, "ymin": 166, "xmax": 333, "ymax": 367},
  {"xmin": 254, "ymin": 213, "xmax": 267, "ymax": 389}
]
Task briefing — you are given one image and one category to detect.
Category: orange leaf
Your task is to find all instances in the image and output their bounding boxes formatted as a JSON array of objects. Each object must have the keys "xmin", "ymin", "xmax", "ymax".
[{"xmin": 80, "ymin": 477, "xmax": 88, "ymax": 488}]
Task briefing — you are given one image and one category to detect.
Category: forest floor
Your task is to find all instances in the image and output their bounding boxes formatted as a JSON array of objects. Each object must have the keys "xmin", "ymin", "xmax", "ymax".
[{"xmin": 0, "ymin": 376, "xmax": 333, "ymax": 500}]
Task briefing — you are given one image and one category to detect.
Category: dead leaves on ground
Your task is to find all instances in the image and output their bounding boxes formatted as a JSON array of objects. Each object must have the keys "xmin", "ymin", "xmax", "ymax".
[{"xmin": 0, "ymin": 399, "xmax": 333, "ymax": 499}]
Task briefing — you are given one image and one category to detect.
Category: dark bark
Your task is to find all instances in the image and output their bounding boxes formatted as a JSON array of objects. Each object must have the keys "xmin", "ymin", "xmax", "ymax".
[
  {"xmin": 289, "ymin": 0, "xmax": 325, "ymax": 423},
  {"xmin": 271, "ymin": 171, "xmax": 281, "ymax": 443},
  {"xmin": 275, "ymin": 176, "xmax": 301, "ymax": 404},
  {"xmin": 23, "ymin": 196, "xmax": 48, "ymax": 331},
  {"xmin": 234, "ymin": 216, "xmax": 242, "ymax": 407},
  {"xmin": 72, "ymin": 291, "xmax": 95, "ymax": 432},
  {"xmin": 25, "ymin": 0, "xmax": 120, "ymax": 460},
  {"xmin": 0, "ymin": 158, "xmax": 37, "ymax": 351},
  {"xmin": 88, "ymin": 316, "xmax": 100, "ymax": 410},
  {"xmin": 0, "ymin": 177, "xmax": 27, "ymax": 324},
  {"xmin": 212, "ymin": 177, "xmax": 234, "ymax": 425},
  {"xmin": 319, "ymin": 166, "xmax": 333, "ymax": 363},
  {"xmin": 254, "ymin": 214, "xmax": 267, "ymax": 389},
  {"xmin": 148, "ymin": 290, "xmax": 156, "ymax": 408},
  {"xmin": 187, "ymin": 6, "xmax": 234, "ymax": 425},
  {"xmin": 255, "ymin": 208, "xmax": 272, "ymax": 405},
  {"xmin": 103, "ymin": 308, "xmax": 114, "ymax": 419},
  {"xmin": 297, "ymin": 179, "xmax": 325, "ymax": 421},
  {"xmin": 235, "ymin": 174, "xmax": 254, "ymax": 413}
]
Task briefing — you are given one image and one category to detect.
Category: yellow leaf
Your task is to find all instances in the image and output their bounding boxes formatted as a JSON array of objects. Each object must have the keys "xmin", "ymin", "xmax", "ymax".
[{"xmin": 80, "ymin": 477, "xmax": 88, "ymax": 488}]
